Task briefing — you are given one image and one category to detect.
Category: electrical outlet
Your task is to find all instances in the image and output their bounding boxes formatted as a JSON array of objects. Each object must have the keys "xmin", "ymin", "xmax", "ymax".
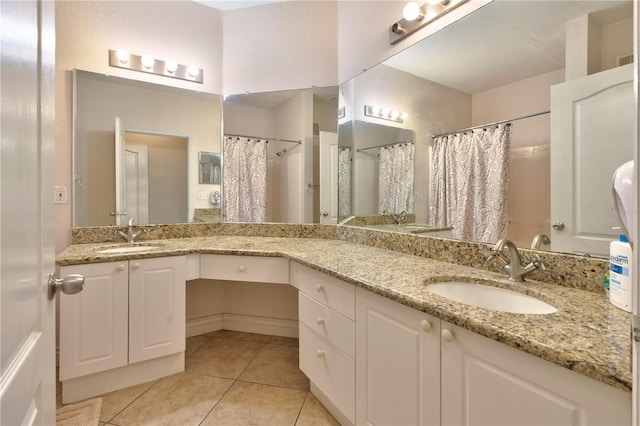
[{"xmin": 54, "ymin": 186, "xmax": 67, "ymax": 204}]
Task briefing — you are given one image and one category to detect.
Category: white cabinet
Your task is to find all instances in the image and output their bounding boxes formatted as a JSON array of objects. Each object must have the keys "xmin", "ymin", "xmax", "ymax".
[
  {"xmin": 60, "ymin": 256, "xmax": 186, "ymax": 381},
  {"xmin": 292, "ymin": 262, "xmax": 356, "ymax": 425},
  {"xmin": 355, "ymin": 287, "xmax": 440, "ymax": 426},
  {"xmin": 440, "ymin": 322, "xmax": 631, "ymax": 426}
]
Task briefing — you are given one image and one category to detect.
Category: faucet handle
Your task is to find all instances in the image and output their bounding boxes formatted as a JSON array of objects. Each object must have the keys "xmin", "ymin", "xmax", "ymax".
[
  {"xmin": 486, "ymin": 249, "xmax": 508, "ymax": 267},
  {"xmin": 531, "ymin": 254, "xmax": 546, "ymax": 271}
]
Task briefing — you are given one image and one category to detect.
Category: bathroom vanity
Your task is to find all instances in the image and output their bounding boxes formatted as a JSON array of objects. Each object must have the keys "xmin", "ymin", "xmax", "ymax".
[{"xmin": 56, "ymin": 224, "xmax": 632, "ymax": 425}]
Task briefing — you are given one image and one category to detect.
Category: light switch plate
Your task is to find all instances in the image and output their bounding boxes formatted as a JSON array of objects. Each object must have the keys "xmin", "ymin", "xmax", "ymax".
[{"xmin": 55, "ymin": 186, "xmax": 68, "ymax": 204}]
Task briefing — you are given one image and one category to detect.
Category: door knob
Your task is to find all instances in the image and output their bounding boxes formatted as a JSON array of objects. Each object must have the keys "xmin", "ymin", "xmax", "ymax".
[
  {"xmin": 322, "ymin": 211, "xmax": 329, "ymax": 217},
  {"xmin": 48, "ymin": 272, "xmax": 85, "ymax": 300},
  {"xmin": 552, "ymin": 222, "xmax": 565, "ymax": 231}
]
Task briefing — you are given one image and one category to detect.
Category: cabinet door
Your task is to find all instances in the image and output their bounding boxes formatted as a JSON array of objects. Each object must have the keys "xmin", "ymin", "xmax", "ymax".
[
  {"xmin": 59, "ymin": 262, "xmax": 129, "ymax": 380},
  {"xmin": 129, "ymin": 256, "xmax": 186, "ymax": 364},
  {"xmin": 440, "ymin": 322, "xmax": 631, "ymax": 426},
  {"xmin": 355, "ymin": 288, "xmax": 440, "ymax": 426}
]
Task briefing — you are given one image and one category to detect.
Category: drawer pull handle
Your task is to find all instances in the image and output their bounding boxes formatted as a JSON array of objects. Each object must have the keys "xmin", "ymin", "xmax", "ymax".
[
  {"xmin": 316, "ymin": 284, "xmax": 324, "ymax": 292},
  {"xmin": 420, "ymin": 319, "xmax": 432, "ymax": 332},
  {"xmin": 441, "ymin": 328, "xmax": 454, "ymax": 343},
  {"xmin": 238, "ymin": 265, "xmax": 246, "ymax": 272},
  {"xmin": 131, "ymin": 262, "xmax": 140, "ymax": 270},
  {"xmin": 316, "ymin": 317, "xmax": 325, "ymax": 326},
  {"xmin": 116, "ymin": 264, "xmax": 126, "ymax": 272},
  {"xmin": 316, "ymin": 350, "xmax": 325, "ymax": 358}
]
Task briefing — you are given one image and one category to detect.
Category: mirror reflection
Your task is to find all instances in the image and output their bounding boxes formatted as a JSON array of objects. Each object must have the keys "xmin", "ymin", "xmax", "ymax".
[
  {"xmin": 339, "ymin": 0, "xmax": 633, "ymax": 256},
  {"xmin": 223, "ymin": 87, "xmax": 338, "ymax": 223},
  {"xmin": 73, "ymin": 70, "xmax": 222, "ymax": 226}
]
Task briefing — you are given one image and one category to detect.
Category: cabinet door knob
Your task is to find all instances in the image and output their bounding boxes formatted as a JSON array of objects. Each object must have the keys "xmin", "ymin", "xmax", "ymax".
[
  {"xmin": 316, "ymin": 284, "xmax": 324, "ymax": 292},
  {"xmin": 116, "ymin": 264, "xmax": 126, "ymax": 272},
  {"xmin": 316, "ymin": 317, "xmax": 325, "ymax": 326},
  {"xmin": 316, "ymin": 350, "xmax": 325, "ymax": 358},
  {"xmin": 238, "ymin": 265, "xmax": 246, "ymax": 272},
  {"xmin": 441, "ymin": 328, "xmax": 454, "ymax": 342},
  {"xmin": 131, "ymin": 262, "xmax": 140, "ymax": 270},
  {"xmin": 420, "ymin": 319, "xmax": 432, "ymax": 332}
]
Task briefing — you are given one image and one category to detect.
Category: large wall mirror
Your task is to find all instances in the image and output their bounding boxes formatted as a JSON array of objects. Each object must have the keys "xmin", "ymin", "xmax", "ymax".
[
  {"xmin": 339, "ymin": 0, "xmax": 634, "ymax": 257},
  {"xmin": 73, "ymin": 70, "xmax": 222, "ymax": 227},
  {"xmin": 223, "ymin": 87, "xmax": 338, "ymax": 223}
]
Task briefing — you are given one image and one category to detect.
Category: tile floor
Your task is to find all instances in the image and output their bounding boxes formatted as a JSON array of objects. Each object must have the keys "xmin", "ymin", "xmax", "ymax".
[{"xmin": 57, "ymin": 330, "xmax": 340, "ymax": 426}]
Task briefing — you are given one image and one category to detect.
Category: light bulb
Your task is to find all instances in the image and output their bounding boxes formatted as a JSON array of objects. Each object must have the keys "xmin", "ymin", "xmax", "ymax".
[
  {"xmin": 187, "ymin": 66, "xmax": 200, "ymax": 77},
  {"xmin": 371, "ymin": 106, "xmax": 381, "ymax": 115},
  {"xmin": 400, "ymin": 112, "xmax": 409, "ymax": 120},
  {"xmin": 382, "ymin": 108, "xmax": 391, "ymax": 117},
  {"xmin": 390, "ymin": 110, "xmax": 400, "ymax": 119},
  {"xmin": 165, "ymin": 59, "xmax": 178, "ymax": 73},
  {"xmin": 141, "ymin": 55, "xmax": 155, "ymax": 68},
  {"xmin": 403, "ymin": 2, "xmax": 423, "ymax": 21},
  {"xmin": 116, "ymin": 50, "xmax": 129, "ymax": 64}
]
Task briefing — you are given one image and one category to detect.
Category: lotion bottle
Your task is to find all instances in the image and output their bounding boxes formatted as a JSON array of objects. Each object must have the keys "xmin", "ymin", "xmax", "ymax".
[{"xmin": 609, "ymin": 234, "xmax": 632, "ymax": 312}]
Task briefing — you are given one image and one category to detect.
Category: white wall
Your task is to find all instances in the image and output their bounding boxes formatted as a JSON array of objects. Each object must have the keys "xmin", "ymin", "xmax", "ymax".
[
  {"xmin": 222, "ymin": 1, "xmax": 338, "ymax": 94},
  {"xmin": 55, "ymin": 0, "xmax": 224, "ymax": 252}
]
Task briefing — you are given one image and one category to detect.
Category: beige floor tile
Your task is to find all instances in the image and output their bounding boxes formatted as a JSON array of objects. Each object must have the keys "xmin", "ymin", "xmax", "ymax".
[
  {"xmin": 186, "ymin": 338, "xmax": 264, "ymax": 379},
  {"xmin": 295, "ymin": 392, "xmax": 340, "ymax": 426},
  {"xmin": 268, "ymin": 335, "xmax": 300, "ymax": 347},
  {"xmin": 201, "ymin": 381, "xmax": 306, "ymax": 426},
  {"xmin": 111, "ymin": 372, "xmax": 233, "ymax": 426},
  {"xmin": 98, "ymin": 379, "xmax": 158, "ymax": 422},
  {"xmin": 186, "ymin": 334, "xmax": 210, "ymax": 356},
  {"xmin": 205, "ymin": 329, "xmax": 271, "ymax": 343},
  {"xmin": 239, "ymin": 343, "xmax": 310, "ymax": 390}
]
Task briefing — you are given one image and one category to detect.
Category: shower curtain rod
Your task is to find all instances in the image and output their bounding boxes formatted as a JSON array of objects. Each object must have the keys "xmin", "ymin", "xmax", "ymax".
[
  {"xmin": 356, "ymin": 140, "xmax": 414, "ymax": 152},
  {"xmin": 431, "ymin": 110, "xmax": 550, "ymax": 139},
  {"xmin": 224, "ymin": 133, "xmax": 302, "ymax": 144}
]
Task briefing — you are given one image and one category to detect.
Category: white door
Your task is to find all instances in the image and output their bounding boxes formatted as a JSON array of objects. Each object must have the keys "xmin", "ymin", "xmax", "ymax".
[
  {"xmin": 319, "ymin": 131, "xmax": 338, "ymax": 224},
  {"xmin": 114, "ymin": 117, "xmax": 127, "ymax": 225},
  {"xmin": 550, "ymin": 64, "xmax": 634, "ymax": 256},
  {"xmin": 1, "ymin": 1, "xmax": 57, "ymax": 424},
  {"xmin": 125, "ymin": 143, "xmax": 149, "ymax": 224}
]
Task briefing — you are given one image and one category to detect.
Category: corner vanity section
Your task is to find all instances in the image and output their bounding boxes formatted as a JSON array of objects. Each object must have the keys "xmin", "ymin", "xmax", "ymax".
[{"xmin": 56, "ymin": 233, "xmax": 632, "ymax": 425}]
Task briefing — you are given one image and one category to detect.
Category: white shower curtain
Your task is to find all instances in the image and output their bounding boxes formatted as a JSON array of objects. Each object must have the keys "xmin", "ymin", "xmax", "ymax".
[
  {"xmin": 338, "ymin": 147, "xmax": 352, "ymax": 219},
  {"xmin": 430, "ymin": 124, "xmax": 510, "ymax": 243},
  {"xmin": 378, "ymin": 143, "xmax": 414, "ymax": 214},
  {"xmin": 223, "ymin": 136, "xmax": 267, "ymax": 222}
]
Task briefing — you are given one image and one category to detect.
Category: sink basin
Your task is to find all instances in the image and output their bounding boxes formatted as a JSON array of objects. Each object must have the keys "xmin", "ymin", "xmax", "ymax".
[
  {"xmin": 426, "ymin": 281, "xmax": 557, "ymax": 314},
  {"xmin": 96, "ymin": 243, "xmax": 164, "ymax": 254}
]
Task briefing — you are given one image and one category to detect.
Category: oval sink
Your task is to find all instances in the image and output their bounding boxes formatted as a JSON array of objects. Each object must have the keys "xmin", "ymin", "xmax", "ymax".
[
  {"xmin": 96, "ymin": 244, "xmax": 164, "ymax": 254},
  {"xmin": 426, "ymin": 281, "xmax": 557, "ymax": 314}
]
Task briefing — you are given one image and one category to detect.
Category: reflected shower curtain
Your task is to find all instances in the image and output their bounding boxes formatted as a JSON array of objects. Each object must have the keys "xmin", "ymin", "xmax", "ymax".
[
  {"xmin": 430, "ymin": 124, "xmax": 510, "ymax": 243},
  {"xmin": 338, "ymin": 147, "xmax": 352, "ymax": 218},
  {"xmin": 223, "ymin": 136, "xmax": 267, "ymax": 222},
  {"xmin": 378, "ymin": 143, "xmax": 414, "ymax": 214}
]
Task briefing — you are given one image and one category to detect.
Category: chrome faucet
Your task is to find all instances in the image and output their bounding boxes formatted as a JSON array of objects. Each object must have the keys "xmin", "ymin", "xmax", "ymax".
[
  {"xmin": 530, "ymin": 233, "xmax": 551, "ymax": 250},
  {"xmin": 116, "ymin": 217, "xmax": 147, "ymax": 243},
  {"xmin": 488, "ymin": 238, "xmax": 542, "ymax": 282},
  {"xmin": 383, "ymin": 210, "xmax": 408, "ymax": 224}
]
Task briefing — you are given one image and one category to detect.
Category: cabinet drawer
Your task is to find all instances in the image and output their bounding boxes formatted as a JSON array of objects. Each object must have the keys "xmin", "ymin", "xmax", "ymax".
[
  {"xmin": 299, "ymin": 322, "xmax": 355, "ymax": 424},
  {"xmin": 291, "ymin": 262, "xmax": 355, "ymax": 320},
  {"xmin": 200, "ymin": 254, "xmax": 289, "ymax": 283},
  {"xmin": 299, "ymin": 292, "xmax": 355, "ymax": 358}
]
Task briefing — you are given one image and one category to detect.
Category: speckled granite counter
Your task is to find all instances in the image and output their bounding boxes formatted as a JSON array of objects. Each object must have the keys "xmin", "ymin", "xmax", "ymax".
[{"xmin": 57, "ymin": 233, "xmax": 632, "ymax": 393}]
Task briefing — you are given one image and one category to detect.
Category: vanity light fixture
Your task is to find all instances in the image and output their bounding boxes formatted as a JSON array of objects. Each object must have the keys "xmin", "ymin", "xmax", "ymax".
[
  {"xmin": 390, "ymin": 0, "xmax": 467, "ymax": 44},
  {"xmin": 108, "ymin": 49, "xmax": 203, "ymax": 84},
  {"xmin": 364, "ymin": 105, "xmax": 408, "ymax": 124}
]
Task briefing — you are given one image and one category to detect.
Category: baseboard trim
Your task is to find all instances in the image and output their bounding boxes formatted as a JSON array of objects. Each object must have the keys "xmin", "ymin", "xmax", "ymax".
[
  {"xmin": 186, "ymin": 314, "xmax": 223, "ymax": 337},
  {"xmin": 186, "ymin": 313, "xmax": 298, "ymax": 338}
]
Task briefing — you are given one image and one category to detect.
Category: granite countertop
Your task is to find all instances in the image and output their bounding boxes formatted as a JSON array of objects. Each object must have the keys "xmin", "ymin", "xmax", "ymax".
[
  {"xmin": 362, "ymin": 223, "xmax": 452, "ymax": 234},
  {"xmin": 56, "ymin": 235, "xmax": 632, "ymax": 393}
]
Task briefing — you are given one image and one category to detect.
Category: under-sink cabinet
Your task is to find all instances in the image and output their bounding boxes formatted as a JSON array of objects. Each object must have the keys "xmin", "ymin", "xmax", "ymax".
[
  {"xmin": 355, "ymin": 287, "xmax": 440, "ymax": 426},
  {"xmin": 440, "ymin": 321, "xmax": 631, "ymax": 426},
  {"xmin": 59, "ymin": 256, "xmax": 186, "ymax": 403},
  {"xmin": 354, "ymin": 286, "xmax": 631, "ymax": 426},
  {"xmin": 291, "ymin": 262, "xmax": 356, "ymax": 425}
]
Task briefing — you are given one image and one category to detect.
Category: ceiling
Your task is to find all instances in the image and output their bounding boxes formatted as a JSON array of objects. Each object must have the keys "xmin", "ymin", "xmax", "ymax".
[
  {"xmin": 224, "ymin": 86, "xmax": 338, "ymax": 109},
  {"xmin": 384, "ymin": 0, "xmax": 633, "ymax": 94},
  {"xmin": 195, "ymin": 0, "xmax": 285, "ymax": 11}
]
